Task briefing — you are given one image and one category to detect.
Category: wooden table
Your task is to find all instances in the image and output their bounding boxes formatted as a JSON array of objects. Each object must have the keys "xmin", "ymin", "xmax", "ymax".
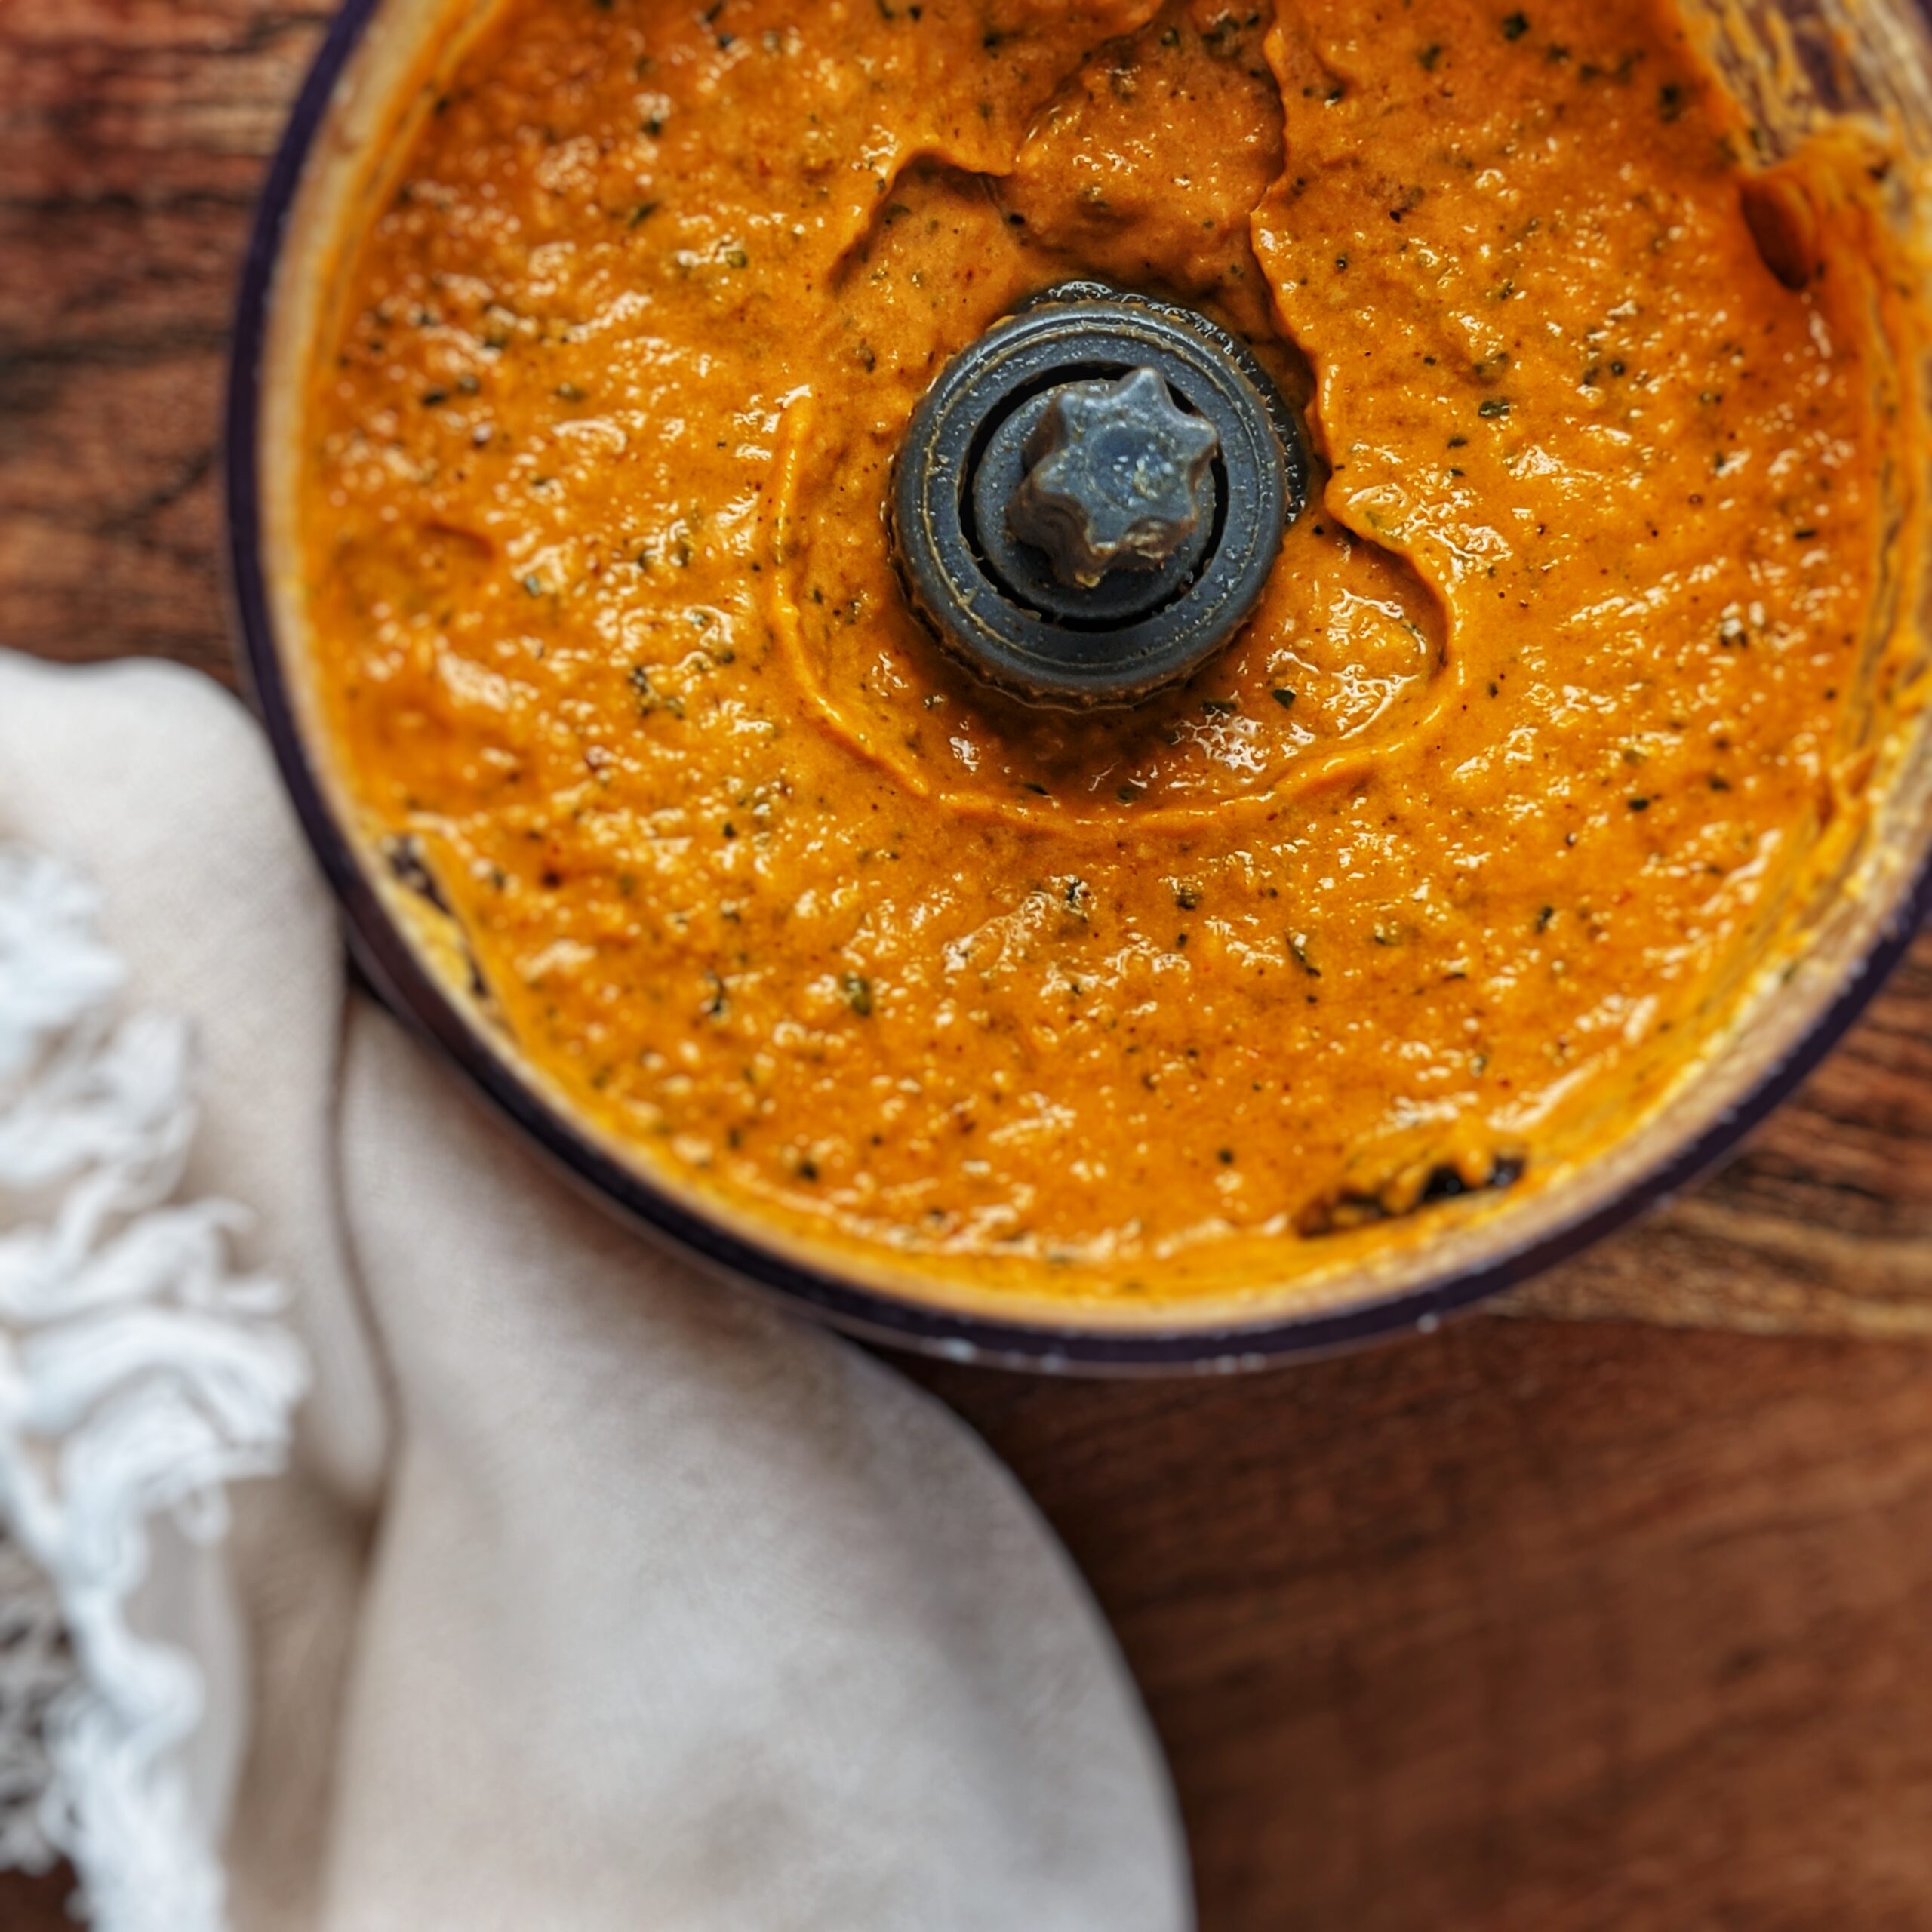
[{"xmin": 8, "ymin": 5, "xmax": 1932, "ymax": 1925}]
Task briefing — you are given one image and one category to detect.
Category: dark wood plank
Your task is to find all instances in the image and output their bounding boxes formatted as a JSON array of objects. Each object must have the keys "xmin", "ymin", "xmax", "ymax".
[
  {"xmin": 0, "ymin": 1866, "xmax": 76, "ymax": 1928},
  {"xmin": 915, "ymin": 1321, "xmax": 1932, "ymax": 1930},
  {"xmin": 0, "ymin": 1, "xmax": 330, "ymax": 684}
]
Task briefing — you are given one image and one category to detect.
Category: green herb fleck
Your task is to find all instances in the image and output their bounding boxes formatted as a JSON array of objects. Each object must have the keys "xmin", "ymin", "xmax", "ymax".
[{"xmin": 628, "ymin": 666, "xmax": 685, "ymax": 718}]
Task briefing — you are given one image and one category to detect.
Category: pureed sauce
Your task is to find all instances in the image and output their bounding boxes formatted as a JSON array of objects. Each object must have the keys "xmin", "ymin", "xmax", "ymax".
[{"xmin": 302, "ymin": 0, "xmax": 1922, "ymax": 1306}]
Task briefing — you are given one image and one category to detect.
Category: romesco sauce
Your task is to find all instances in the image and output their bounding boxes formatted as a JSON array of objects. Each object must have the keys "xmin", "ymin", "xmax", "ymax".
[{"xmin": 301, "ymin": 0, "xmax": 1921, "ymax": 1303}]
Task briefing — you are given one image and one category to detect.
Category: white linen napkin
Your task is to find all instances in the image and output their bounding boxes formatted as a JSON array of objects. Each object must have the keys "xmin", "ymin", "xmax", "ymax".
[{"xmin": 0, "ymin": 650, "xmax": 1190, "ymax": 1932}]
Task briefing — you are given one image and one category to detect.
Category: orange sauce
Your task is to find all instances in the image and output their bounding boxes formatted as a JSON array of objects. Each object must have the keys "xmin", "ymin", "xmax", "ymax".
[{"xmin": 301, "ymin": 0, "xmax": 1921, "ymax": 1300}]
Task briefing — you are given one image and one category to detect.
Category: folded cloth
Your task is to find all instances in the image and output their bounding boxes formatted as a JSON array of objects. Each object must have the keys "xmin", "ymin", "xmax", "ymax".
[{"xmin": 0, "ymin": 651, "xmax": 1190, "ymax": 1932}]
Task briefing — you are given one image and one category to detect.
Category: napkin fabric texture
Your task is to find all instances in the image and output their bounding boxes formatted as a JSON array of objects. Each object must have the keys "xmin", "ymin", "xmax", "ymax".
[{"xmin": 0, "ymin": 651, "xmax": 1191, "ymax": 1932}]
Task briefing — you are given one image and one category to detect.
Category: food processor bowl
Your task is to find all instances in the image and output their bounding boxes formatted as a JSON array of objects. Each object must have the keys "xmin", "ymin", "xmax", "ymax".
[{"xmin": 227, "ymin": 0, "xmax": 1932, "ymax": 1369}]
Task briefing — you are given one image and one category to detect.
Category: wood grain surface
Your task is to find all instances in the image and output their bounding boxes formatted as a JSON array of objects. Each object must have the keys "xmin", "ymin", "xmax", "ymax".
[
  {"xmin": 7, "ymin": 4, "xmax": 1932, "ymax": 1927},
  {"xmin": 909, "ymin": 1321, "xmax": 1932, "ymax": 1930}
]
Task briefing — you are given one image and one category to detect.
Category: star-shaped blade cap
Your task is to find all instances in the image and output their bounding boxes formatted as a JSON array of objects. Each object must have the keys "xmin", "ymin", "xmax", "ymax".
[{"xmin": 1008, "ymin": 366, "xmax": 1221, "ymax": 590}]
